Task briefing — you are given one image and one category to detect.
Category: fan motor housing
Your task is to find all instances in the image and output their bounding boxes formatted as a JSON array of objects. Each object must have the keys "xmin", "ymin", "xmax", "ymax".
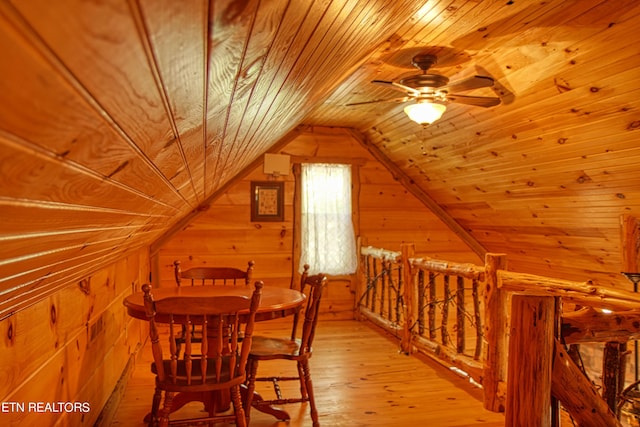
[{"xmin": 400, "ymin": 73, "xmax": 449, "ymax": 89}]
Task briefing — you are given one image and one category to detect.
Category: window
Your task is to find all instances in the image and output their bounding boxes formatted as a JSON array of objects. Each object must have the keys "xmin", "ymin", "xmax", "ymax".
[{"xmin": 300, "ymin": 163, "xmax": 357, "ymax": 275}]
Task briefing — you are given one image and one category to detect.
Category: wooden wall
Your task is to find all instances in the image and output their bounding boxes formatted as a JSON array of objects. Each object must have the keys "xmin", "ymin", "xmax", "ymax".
[
  {"xmin": 0, "ymin": 248, "xmax": 149, "ymax": 426},
  {"xmin": 155, "ymin": 128, "xmax": 480, "ymax": 318}
]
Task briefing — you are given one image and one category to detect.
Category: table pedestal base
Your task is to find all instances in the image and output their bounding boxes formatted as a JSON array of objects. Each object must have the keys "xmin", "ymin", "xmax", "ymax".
[
  {"xmin": 143, "ymin": 390, "xmax": 229, "ymax": 424},
  {"xmin": 240, "ymin": 384, "xmax": 291, "ymax": 421},
  {"xmin": 142, "ymin": 387, "xmax": 291, "ymax": 423}
]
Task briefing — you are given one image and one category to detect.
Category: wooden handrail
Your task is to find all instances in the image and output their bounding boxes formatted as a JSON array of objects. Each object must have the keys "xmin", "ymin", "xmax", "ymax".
[
  {"xmin": 360, "ymin": 245, "xmax": 401, "ymax": 262},
  {"xmin": 411, "ymin": 257, "xmax": 485, "ymax": 280},
  {"xmin": 498, "ymin": 270, "xmax": 640, "ymax": 310},
  {"xmin": 562, "ymin": 307, "xmax": 640, "ymax": 344}
]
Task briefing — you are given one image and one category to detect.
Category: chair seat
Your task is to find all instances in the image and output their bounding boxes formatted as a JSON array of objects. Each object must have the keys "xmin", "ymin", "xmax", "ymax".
[
  {"xmin": 250, "ymin": 336, "xmax": 306, "ymax": 360},
  {"xmin": 151, "ymin": 357, "xmax": 244, "ymax": 390}
]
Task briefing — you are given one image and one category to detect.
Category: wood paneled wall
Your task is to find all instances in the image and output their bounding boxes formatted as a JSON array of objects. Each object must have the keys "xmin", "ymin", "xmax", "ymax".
[
  {"xmin": 156, "ymin": 128, "xmax": 480, "ymax": 318},
  {"xmin": 0, "ymin": 248, "xmax": 149, "ymax": 426}
]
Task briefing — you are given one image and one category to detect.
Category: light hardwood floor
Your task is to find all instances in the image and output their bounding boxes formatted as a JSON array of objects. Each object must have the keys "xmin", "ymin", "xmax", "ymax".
[{"xmin": 110, "ymin": 319, "xmax": 505, "ymax": 426}]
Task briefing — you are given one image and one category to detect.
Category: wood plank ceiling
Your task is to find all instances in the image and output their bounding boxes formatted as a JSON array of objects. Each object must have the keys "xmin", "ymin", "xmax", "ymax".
[{"xmin": 1, "ymin": 0, "xmax": 639, "ymax": 317}]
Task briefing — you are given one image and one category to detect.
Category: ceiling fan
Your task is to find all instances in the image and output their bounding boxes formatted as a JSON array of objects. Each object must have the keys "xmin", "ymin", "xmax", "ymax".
[{"xmin": 348, "ymin": 53, "xmax": 501, "ymax": 126}]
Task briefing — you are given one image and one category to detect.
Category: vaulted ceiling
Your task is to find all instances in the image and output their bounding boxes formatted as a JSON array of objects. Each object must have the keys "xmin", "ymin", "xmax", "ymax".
[{"xmin": 1, "ymin": 0, "xmax": 639, "ymax": 316}]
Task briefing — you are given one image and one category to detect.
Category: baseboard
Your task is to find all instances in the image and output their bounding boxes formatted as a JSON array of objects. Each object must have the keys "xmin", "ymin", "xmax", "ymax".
[{"xmin": 93, "ymin": 341, "xmax": 143, "ymax": 427}]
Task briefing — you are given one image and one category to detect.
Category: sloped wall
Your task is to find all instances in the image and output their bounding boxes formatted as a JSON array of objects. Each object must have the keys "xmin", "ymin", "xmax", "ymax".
[
  {"xmin": 156, "ymin": 129, "xmax": 480, "ymax": 317},
  {"xmin": 0, "ymin": 249, "xmax": 149, "ymax": 426}
]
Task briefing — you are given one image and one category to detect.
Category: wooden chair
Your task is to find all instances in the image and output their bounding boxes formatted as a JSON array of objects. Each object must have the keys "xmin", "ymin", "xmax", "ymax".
[
  {"xmin": 173, "ymin": 260, "xmax": 255, "ymax": 355},
  {"xmin": 244, "ymin": 265, "xmax": 327, "ymax": 427},
  {"xmin": 142, "ymin": 281, "xmax": 262, "ymax": 427},
  {"xmin": 173, "ymin": 259, "xmax": 254, "ymax": 287}
]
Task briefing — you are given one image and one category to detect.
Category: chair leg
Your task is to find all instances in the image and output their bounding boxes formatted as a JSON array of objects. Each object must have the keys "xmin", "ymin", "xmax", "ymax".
[
  {"xmin": 231, "ymin": 385, "xmax": 247, "ymax": 427},
  {"xmin": 297, "ymin": 360, "xmax": 308, "ymax": 399},
  {"xmin": 244, "ymin": 358, "xmax": 259, "ymax": 423},
  {"xmin": 148, "ymin": 386, "xmax": 162, "ymax": 427},
  {"xmin": 301, "ymin": 360, "xmax": 319, "ymax": 427},
  {"xmin": 158, "ymin": 391, "xmax": 173, "ymax": 427}
]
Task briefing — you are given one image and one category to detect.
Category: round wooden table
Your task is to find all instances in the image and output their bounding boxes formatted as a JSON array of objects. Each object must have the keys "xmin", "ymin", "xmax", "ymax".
[
  {"xmin": 123, "ymin": 285, "xmax": 306, "ymax": 322},
  {"xmin": 123, "ymin": 284, "xmax": 306, "ymax": 422}
]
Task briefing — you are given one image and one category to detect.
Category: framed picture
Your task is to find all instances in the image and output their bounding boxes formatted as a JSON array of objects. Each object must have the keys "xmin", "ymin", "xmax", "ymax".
[{"xmin": 251, "ymin": 181, "xmax": 284, "ymax": 222}]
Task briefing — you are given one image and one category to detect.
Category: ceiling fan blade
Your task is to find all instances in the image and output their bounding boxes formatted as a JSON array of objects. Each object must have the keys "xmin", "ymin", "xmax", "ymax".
[
  {"xmin": 447, "ymin": 94, "xmax": 501, "ymax": 107},
  {"xmin": 372, "ymin": 80, "xmax": 421, "ymax": 96},
  {"xmin": 442, "ymin": 75, "xmax": 494, "ymax": 92},
  {"xmin": 345, "ymin": 96, "xmax": 410, "ymax": 107}
]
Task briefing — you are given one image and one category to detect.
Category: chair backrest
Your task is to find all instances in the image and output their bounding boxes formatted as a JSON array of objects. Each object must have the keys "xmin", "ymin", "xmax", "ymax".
[
  {"xmin": 174, "ymin": 260, "xmax": 254, "ymax": 287},
  {"xmin": 142, "ymin": 281, "xmax": 263, "ymax": 387},
  {"xmin": 291, "ymin": 264, "xmax": 327, "ymax": 352}
]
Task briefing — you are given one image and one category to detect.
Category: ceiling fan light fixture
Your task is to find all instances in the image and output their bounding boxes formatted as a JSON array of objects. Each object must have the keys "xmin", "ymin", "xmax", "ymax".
[{"xmin": 404, "ymin": 101, "xmax": 446, "ymax": 126}]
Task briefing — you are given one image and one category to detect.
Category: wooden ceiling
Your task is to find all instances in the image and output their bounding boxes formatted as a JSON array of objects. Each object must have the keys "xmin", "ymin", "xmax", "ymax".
[{"xmin": 1, "ymin": 0, "xmax": 639, "ymax": 316}]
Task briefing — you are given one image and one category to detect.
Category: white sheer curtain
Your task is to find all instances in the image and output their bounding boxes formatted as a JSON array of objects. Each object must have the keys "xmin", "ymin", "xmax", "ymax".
[{"xmin": 300, "ymin": 163, "xmax": 357, "ymax": 275}]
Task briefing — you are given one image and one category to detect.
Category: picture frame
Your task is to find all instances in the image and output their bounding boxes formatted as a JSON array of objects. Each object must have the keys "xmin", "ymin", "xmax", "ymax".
[{"xmin": 251, "ymin": 181, "xmax": 284, "ymax": 222}]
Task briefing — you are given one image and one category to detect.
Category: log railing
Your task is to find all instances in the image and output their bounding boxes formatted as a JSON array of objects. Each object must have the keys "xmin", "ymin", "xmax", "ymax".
[
  {"xmin": 357, "ymin": 246, "xmax": 403, "ymax": 336},
  {"xmin": 358, "ymin": 244, "xmax": 508, "ymax": 411},
  {"xmin": 409, "ymin": 255, "xmax": 489, "ymax": 386},
  {"xmin": 358, "ymin": 243, "xmax": 640, "ymax": 426},
  {"xmin": 497, "ymin": 270, "xmax": 640, "ymax": 426}
]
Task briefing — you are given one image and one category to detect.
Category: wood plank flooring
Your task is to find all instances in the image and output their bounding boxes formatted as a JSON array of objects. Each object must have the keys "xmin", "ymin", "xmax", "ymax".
[{"xmin": 110, "ymin": 319, "xmax": 504, "ymax": 426}]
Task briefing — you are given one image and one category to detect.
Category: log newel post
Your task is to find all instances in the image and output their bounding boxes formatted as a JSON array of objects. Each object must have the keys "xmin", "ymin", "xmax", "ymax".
[
  {"xmin": 621, "ymin": 214, "xmax": 640, "ymax": 385},
  {"xmin": 505, "ymin": 295, "xmax": 555, "ymax": 427},
  {"xmin": 355, "ymin": 237, "xmax": 364, "ymax": 320},
  {"xmin": 551, "ymin": 297, "xmax": 562, "ymax": 427},
  {"xmin": 401, "ymin": 243, "xmax": 415, "ymax": 354},
  {"xmin": 612, "ymin": 214, "xmax": 640, "ymax": 415},
  {"xmin": 483, "ymin": 253, "xmax": 508, "ymax": 412},
  {"xmin": 621, "ymin": 214, "xmax": 640, "ymax": 275}
]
